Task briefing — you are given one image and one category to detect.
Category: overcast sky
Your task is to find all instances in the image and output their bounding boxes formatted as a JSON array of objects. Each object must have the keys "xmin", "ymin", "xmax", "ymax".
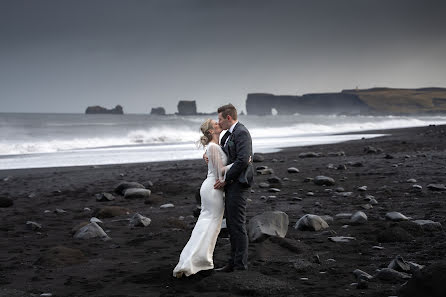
[{"xmin": 1, "ymin": 0, "xmax": 445, "ymax": 114}]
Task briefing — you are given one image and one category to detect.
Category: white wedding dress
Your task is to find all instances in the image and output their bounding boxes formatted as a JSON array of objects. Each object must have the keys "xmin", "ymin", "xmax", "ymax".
[{"xmin": 173, "ymin": 142, "xmax": 229, "ymax": 277}]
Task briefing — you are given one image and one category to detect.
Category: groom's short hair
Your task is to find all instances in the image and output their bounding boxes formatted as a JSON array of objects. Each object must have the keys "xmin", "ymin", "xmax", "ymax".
[{"xmin": 218, "ymin": 104, "xmax": 237, "ymax": 120}]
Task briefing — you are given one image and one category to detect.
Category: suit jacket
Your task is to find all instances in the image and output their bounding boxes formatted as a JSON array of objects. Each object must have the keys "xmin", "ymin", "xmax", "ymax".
[{"xmin": 222, "ymin": 122, "xmax": 254, "ymax": 187}]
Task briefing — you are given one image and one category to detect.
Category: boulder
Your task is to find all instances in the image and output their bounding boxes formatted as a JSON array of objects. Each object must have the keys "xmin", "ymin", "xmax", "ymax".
[
  {"xmin": 353, "ymin": 269, "xmax": 373, "ymax": 281},
  {"xmin": 256, "ymin": 168, "xmax": 274, "ymax": 175},
  {"xmin": 350, "ymin": 211, "xmax": 368, "ymax": 225},
  {"xmin": 299, "ymin": 152, "xmax": 322, "ymax": 158},
  {"xmin": 427, "ymin": 184, "xmax": 446, "ymax": 191},
  {"xmin": 388, "ymin": 255, "xmax": 411, "ymax": 272},
  {"xmin": 413, "ymin": 219, "xmax": 442, "ymax": 231},
  {"xmin": 386, "ymin": 211, "xmax": 409, "ymax": 221},
  {"xmin": 337, "ymin": 164, "xmax": 347, "ymax": 170},
  {"xmin": 114, "ymin": 181, "xmax": 145, "ymax": 195},
  {"xmin": 357, "ymin": 186, "xmax": 368, "ymax": 191},
  {"xmin": 129, "ymin": 213, "xmax": 151, "ymax": 227},
  {"xmin": 398, "ymin": 261, "xmax": 446, "ymax": 297},
  {"xmin": 252, "ymin": 153, "xmax": 265, "ymax": 162},
  {"xmin": 294, "ymin": 214, "xmax": 329, "ymax": 231},
  {"xmin": 26, "ymin": 221, "xmax": 42, "ymax": 231},
  {"xmin": 327, "ymin": 151, "xmax": 345, "ymax": 157},
  {"xmin": 73, "ymin": 222, "xmax": 111, "ymax": 240},
  {"xmin": 374, "ymin": 268, "xmax": 412, "ymax": 282},
  {"xmin": 95, "ymin": 192, "xmax": 115, "ymax": 202},
  {"xmin": 267, "ymin": 176, "xmax": 282, "ymax": 184},
  {"xmin": 124, "ymin": 188, "xmax": 151, "ymax": 199},
  {"xmin": 248, "ymin": 211, "xmax": 289, "ymax": 242},
  {"xmin": 287, "ymin": 167, "xmax": 300, "ymax": 173},
  {"xmin": 258, "ymin": 182, "xmax": 270, "ymax": 188},
  {"xmin": 313, "ymin": 176, "xmax": 335, "ymax": 186}
]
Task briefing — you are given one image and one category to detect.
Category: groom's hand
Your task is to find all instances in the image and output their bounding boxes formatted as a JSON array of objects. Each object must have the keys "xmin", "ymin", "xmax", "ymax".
[{"xmin": 214, "ymin": 180, "xmax": 226, "ymax": 189}]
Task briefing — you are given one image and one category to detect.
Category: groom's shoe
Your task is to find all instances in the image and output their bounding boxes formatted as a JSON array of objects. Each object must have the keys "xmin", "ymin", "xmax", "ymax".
[{"xmin": 214, "ymin": 264, "xmax": 234, "ymax": 273}]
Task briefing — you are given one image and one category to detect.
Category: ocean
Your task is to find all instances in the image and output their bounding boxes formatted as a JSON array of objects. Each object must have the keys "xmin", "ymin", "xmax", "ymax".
[{"xmin": 1, "ymin": 113, "xmax": 446, "ymax": 170}]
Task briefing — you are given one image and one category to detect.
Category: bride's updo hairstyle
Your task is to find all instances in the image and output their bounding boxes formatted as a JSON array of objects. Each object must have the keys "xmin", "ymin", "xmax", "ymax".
[{"xmin": 199, "ymin": 119, "xmax": 214, "ymax": 147}]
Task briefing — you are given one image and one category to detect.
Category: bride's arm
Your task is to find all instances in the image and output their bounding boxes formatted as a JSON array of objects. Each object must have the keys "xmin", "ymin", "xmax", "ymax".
[{"xmin": 208, "ymin": 144, "xmax": 225, "ymax": 182}]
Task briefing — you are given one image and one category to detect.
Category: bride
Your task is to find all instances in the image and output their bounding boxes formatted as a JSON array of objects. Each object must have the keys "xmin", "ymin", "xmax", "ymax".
[{"xmin": 173, "ymin": 119, "xmax": 230, "ymax": 278}]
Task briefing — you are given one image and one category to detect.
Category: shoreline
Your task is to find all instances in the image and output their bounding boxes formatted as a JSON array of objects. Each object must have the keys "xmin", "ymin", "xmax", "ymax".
[
  {"xmin": 0, "ymin": 124, "xmax": 423, "ymax": 173},
  {"xmin": 1, "ymin": 124, "xmax": 445, "ymax": 297}
]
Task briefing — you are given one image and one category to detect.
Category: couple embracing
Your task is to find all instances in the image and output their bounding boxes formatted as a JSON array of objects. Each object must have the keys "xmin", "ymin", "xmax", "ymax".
[{"xmin": 173, "ymin": 103, "xmax": 254, "ymax": 278}]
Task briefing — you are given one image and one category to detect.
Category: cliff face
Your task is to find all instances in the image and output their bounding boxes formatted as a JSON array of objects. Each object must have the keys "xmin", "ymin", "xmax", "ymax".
[
  {"xmin": 85, "ymin": 105, "xmax": 124, "ymax": 114},
  {"xmin": 246, "ymin": 88, "xmax": 446, "ymax": 115},
  {"xmin": 177, "ymin": 100, "xmax": 197, "ymax": 115},
  {"xmin": 246, "ymin": 93, "xmax": 369, "ymax": 115}
]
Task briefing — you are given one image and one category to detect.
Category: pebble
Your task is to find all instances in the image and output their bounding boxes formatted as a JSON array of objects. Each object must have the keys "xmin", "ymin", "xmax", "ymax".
[
  {"xmin": 258, "ymin": 182, "xmax": 270, "ymax": 188},
  {"xmin": 90, "ymin": 217, "xmax": 103, "ymax": 224},
  {"xmin": 287, "ymin": 167, "xmax": 300, "ymax": 173},
  {"xmin": 268, "ymin": 188, "xmax": 281, "ymax": 193},
  {"xmin": 361, "ymin": 204, "xmax": 373, "ymax": 210},
  {"xmin": 306, "ymin": 192, "xmax": 314, "ymax": 196},
  {"xmin": 372, "ymin": 245, "xmax": 384, "ymax": 250},
  {"xmin": 314, "ymin": 176, "xmax": 336, "ymax": 186},
  {"xmin": 406, "ymin": 178, "xmax": 417, "ymax": 183},
  {"xmin": 55, "ymin": 208, "xmax": 67, "ymax": 214},
  {"xmin": 329, "ymin": 236, "xmax": 356, "ymax": 242},
  {"xmin": 160, "ymin": 203, "xmax": 175, "ymax": 209},
  {"xmin": 412, "ymin": 184, "xmax": 422, "ymax": 190},
  {"xmin": 26, "ymin": 221, "xmax": 42, "ymax": 231},
  {"xmin": 357, "ymin": 186, "xmax": 367, "ymax": 191}
]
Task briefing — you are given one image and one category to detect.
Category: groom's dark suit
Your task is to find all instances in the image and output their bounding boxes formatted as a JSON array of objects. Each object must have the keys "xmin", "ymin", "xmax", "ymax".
[{"xmin": 221, "ymin": 122, "xmax": 254, "ymax": 270}]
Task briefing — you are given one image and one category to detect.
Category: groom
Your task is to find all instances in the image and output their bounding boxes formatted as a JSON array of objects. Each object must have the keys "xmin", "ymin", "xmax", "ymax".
[{"xmin": 214, "ymin": 103, "xmax": 254, "ymax": 272}]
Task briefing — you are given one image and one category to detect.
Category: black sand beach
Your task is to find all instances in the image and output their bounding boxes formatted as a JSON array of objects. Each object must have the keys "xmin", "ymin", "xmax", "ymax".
[{"xmin": 1, "ymin": 125, "xmax": 446, "ymax": 297}]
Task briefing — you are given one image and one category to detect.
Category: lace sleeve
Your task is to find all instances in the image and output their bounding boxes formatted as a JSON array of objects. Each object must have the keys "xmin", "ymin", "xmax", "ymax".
[{"xmin": 208, "ymin": 144, "xmax": 225, "ymax": 182}]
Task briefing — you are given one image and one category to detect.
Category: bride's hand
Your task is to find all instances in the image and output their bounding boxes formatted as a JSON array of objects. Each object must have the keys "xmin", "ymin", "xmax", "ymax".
[
  {"xmin": 203, "ymin": 152, "xmax": 209, "ymax": 164},
  {"xmin": 214, "ymin": 179, "xmax": 226, "ymax": 189}
]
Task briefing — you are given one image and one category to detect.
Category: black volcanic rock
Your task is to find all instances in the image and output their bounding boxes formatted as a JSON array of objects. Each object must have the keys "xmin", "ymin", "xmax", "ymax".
[
  {"xmin": 85, "ymin": 105, "xmax": 124, "ymax": 114},
  {"xmin": 177, "ymin": 100, "xmax": 197, "ymax": 115},
  {"xmin": 150, "ymin": 107, "xmax": 166, "ymax": 115}
]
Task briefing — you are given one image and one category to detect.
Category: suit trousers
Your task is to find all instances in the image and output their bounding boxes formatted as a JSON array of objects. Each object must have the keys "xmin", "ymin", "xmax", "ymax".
[{"xmin": 224, "ymin": 181, "xmax": 249, "ymax": 269}]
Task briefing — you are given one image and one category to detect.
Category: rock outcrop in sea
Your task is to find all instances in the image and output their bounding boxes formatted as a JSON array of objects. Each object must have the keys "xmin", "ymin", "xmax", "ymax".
[{"xmin": 85, "ymin": 105, "xmax": 124, "ymax": 114}]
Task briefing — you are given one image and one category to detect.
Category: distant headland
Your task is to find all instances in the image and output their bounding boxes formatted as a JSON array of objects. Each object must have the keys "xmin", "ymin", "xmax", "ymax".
[
  {"xmin": 85, "ymin": 105, "xmax": 124, "ymax": 114},
  {"xmin": 85, "ymin": 87, "xmax": 446, "ymax": 116},
  {"xmin": 246, "ymin": 88, "xmax": 446, "ymax": 115}
]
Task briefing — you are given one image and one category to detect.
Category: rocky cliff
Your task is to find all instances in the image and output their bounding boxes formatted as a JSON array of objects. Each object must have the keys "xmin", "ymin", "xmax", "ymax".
[
  {"xmin": 246, "ymin": 88, "xmax": 446, "ymax": 115},
  {"xmin": 85, "ymin": 105, "xmax": 124, "ymax": 114}
]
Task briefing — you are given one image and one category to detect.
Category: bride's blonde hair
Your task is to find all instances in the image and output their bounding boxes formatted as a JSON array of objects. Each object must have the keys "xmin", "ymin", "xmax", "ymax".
[{"xmin": 198, "ymin": 119, "xmax": 214, "ymax": 147}]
